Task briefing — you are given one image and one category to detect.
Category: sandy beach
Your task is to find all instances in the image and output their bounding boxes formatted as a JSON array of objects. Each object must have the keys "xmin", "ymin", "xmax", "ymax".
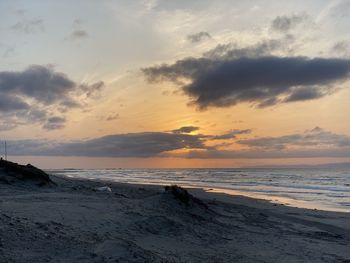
[
  {"xmin": 3, "ymin": 0, "xmax": 350, "ymax": 262},
  {"xmin": 0, "ymin": 164, "xmax": 349, "ymax": 263}
]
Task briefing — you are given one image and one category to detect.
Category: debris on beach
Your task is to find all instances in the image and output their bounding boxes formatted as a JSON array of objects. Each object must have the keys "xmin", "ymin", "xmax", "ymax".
[{"xmin": 95, "ymin": 186, "xmax": 112, "ymax": 192}]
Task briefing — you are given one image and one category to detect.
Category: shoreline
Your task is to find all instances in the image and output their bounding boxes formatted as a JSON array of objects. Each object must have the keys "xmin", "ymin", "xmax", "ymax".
[
  {"xmin": 57, "ymin": 173, "xmax": 350, "ymax": 213},
  {"xmin": 49, "ymin": 166, "xmax": 350, "ymax": 214},
  {"xmin": 1, "ymin": 173, "xmax": 350, "ymax": 262}
]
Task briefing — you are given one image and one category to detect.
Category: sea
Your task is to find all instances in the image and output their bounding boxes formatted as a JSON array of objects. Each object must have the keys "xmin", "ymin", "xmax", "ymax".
[{"xmin": 48, "ymin": 168, "xmax": 350, "ymax": 213}]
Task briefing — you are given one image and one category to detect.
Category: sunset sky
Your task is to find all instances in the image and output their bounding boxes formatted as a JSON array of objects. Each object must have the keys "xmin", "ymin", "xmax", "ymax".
[{"xmin": 1, "ymin": 0, "xmax": 350, "ymax": 168}]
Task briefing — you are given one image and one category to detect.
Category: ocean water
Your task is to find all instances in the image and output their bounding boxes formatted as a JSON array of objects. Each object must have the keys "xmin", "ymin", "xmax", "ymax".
[{"xmin": 48, "ymin": 168, "xmax": 350, "ymax": 213}]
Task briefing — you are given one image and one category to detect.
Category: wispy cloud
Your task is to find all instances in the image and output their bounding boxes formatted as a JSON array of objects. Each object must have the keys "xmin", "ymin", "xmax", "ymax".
[
  {"xmin": 69, "ymin": 29, "xmax": 89, "ymax": 40},
  {"xmin": 187, "ymin": 31, "xmax": 211, "ymax": 43},
  {"xmin": 106, "ymin": 113, "xmax": 119, "ymax": 121},
  {"xmin": 270, "ymin": 14, "xmax": 309, "ymax": 32},
  {"xmin": 212, "ymin": 129, "xmax": 251, "ymax": 140},
  {"xmin": 172, "ymin": 126, "xmax": 199, "ymax": 134},
  {"xmin": 10, "ymin": 18, "xmax": 44, "ymax": 33}
]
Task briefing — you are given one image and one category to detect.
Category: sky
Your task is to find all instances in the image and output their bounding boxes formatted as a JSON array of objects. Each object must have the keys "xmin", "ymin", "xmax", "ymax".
[{"xmin": 1, "ymin": 0, "xmax": 350, "ymax": 168}]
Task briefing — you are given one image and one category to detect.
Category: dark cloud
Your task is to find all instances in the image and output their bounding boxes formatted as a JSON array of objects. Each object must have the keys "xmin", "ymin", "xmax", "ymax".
[
  {"xmin": 43, "ymin": 116, "xmax": 66, "ymax": 130},
  {"xmin": 0, "ymin": 65, "xmax": 76, "ymax": 105},
  {"xmin": 271, "ymin": 14, "xmax": 308, "ymax": 32},
  {"xmin": 0, "ymin": 94, "xmax": 29, "ymax": 111},
  {"xmin": 284, "ymin": 86, "xmax": 325, "ymax": 102},
  {"xmin": 10, "ymin": 18, "xmax": 44, "ymax": 33},
  {"xmin": 0, "ymin": 65, "xmax": 104, "ymax": 130},
  {"xmin": 187, "ymin": 32, "xmax": 211, "ymax": 43},
  {"xmin": 143, "ymin": 38, "xmax": 294, "ymax": 85},
  {"xmin": 7, "ymin": 132, "xmax": 207, "ymax": 157},
  {"xmin": 23, "ymin": 109, "xmax": 47, "ymax": 122},
  {"xmin": 172, "ymin": 126, "xmax": 199, "ymax": 134},
  {"xmin": 144, "ymin": 55, "xmax": 350, "ymax": 109},
  {"xmin": 212, "ymin": 129, "xmax": 251, "ymax": 140}
]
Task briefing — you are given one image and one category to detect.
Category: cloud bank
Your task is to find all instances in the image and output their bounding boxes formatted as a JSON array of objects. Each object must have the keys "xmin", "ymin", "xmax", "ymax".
[
  {"xmin": 237, "ymin": 127, "xmax": 350, "ymax": 150},
  {"xmin": 7, "ymin": 132, "xmax": 207, "ymax": 157},
  {"xmin": 184, "ymin": 127, "xmax": 350, "ymax": 159},
  {"xmin": 5, "ymin": 127, "xmax": 350, "ymax": 159}
]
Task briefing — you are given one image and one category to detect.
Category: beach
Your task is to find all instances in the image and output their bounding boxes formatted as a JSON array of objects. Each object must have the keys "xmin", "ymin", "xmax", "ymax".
[
  {"xmin": 2, "ymin": 1, "xmax": 350, "ymax": 262},
  {"xmin": 1, "ymin": 168, "xmax": 350, "ymax": 262}
]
